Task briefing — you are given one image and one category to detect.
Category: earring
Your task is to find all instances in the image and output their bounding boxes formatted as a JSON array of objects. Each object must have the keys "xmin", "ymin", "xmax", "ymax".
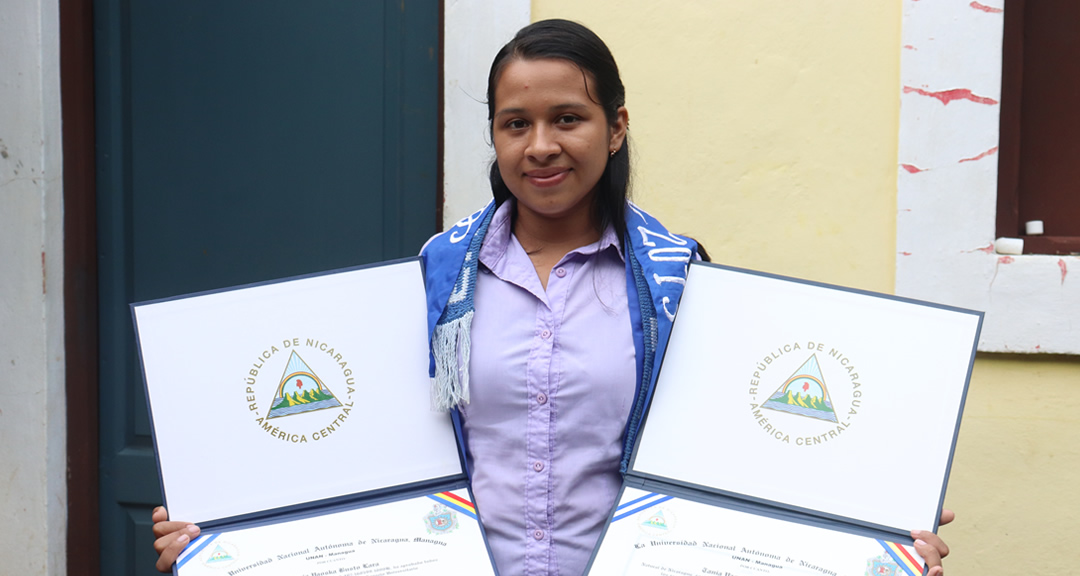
[{"xmin": 609, "ymin": 148, "xmax": 617, "ymax": 157}]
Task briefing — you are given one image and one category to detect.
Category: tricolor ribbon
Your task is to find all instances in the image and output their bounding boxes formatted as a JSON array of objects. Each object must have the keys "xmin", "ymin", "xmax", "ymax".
[
  {"xmin": 876, "ymin": 539, "xmax": 922, "ymax": 576},
  {"xmin": 428, "ymin": 491, "xmax": 477, "ymax": 519}
]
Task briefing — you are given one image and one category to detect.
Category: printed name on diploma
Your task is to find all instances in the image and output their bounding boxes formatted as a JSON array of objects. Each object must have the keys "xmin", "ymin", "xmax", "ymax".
[{"xmin": 632, "ymin": 539, "xmax": 840, "ymax": 576}]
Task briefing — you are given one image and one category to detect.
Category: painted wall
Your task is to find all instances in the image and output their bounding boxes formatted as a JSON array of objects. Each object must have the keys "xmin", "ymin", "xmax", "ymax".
[
  {"xmin": 0, "ymin": 1, "xmax": 1071, "ymax": 574},
  {"xmin": 443, "ymin": 0, "xmax": 531, "ymax": 227},
  {"xmin": 950, "ymin": 353, "xmax": 1080, "ymax": 575},
  {"xmin": 524, "ymin": 1, "xmax": 1078, "ymax": 574},
  {"xmin": 0, "ymin": 0, "xmax": 67, "ymax": 574},
  {"xmin": 532, "ymin": 2, "xmax": 902, "ymax": 293},
  {"xmin": 896, "ymin": 1, "xmax": 1079, "ymax": 354}
]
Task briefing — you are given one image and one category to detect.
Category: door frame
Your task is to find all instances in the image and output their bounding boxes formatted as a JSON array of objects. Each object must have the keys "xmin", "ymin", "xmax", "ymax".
[
  {"xmin": 60, "ymin": 2, "xmax": 450, "ymax": 574},
  {"xmin": 61, "ymin": 1, "xmax": 100, "ymax": 574}
]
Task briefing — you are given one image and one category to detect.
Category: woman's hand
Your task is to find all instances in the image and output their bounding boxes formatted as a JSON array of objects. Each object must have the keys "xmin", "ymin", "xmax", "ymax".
[
  {"xmin": 911, "ymin": 508, "xmax": 954, "ymax": 576},
  {"xmin": 152, "ymin": 506, "xmax": 201, "ymax": 573}
]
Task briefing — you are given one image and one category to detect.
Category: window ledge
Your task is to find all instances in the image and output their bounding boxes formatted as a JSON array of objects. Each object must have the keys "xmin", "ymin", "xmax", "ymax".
[
  {"xmin": 1021, "ymin": 236, "xmax": 1080, "ymax": 256},
  {"xmin": 896, "ymin": 0, "xmax": 1080, "ymax": 355}
]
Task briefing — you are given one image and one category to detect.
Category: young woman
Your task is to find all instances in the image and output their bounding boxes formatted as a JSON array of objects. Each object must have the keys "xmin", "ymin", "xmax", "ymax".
[{"xmin": 153, "ymin": 19, "xmax": 953, "ymax": 576}]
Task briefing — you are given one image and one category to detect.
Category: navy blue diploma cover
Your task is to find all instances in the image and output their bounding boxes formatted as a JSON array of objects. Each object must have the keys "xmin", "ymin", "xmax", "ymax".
[
  {"xmin": 586, "ymin": 262, "xmax": 982, "ymax": 575},
  {"xmin": 132, "ymin": 259, "xmax": 498, "ymax": 575}
]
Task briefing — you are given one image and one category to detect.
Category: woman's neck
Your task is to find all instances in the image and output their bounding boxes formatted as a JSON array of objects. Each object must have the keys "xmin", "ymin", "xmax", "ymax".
[{"xmin": 512, "ymin": 204, "xmax": 601, "ymax": 290}]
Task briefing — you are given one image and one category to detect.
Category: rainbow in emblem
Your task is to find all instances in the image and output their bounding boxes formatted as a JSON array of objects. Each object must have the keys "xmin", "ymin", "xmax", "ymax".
[
  {"xmin": 266, "ymin": 351, "xmax": 342, "ymax": 419},
  {"xmin": 761, "ymin": 354, "xmax": 838, "ymax": 423}
]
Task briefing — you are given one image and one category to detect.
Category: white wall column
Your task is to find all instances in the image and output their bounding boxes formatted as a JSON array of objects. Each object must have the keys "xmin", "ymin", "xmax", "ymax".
[
  {"xmin": 442, "ymin": 0, "xmax": 530, "ymax": 227},
  {"xmin": 0, "ymin": 0, "xmax": 67, "ymax": 573}
]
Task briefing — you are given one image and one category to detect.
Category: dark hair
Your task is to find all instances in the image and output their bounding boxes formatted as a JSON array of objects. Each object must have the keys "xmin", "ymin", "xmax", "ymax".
[{"xmin": 486, "ymin": 19, "xmax": 630, "ymax": 246}]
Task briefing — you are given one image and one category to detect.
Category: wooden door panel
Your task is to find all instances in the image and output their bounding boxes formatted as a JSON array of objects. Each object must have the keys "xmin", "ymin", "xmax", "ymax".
[{"xmin": 94, "ymin": 2, "xmax": 439, "ymax": 574}]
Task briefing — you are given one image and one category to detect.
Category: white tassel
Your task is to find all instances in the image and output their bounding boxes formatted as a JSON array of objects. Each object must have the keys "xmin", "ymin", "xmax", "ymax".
[{"xmin": 431, "ymin": 311, "xmax": 473, "ymax": 411}]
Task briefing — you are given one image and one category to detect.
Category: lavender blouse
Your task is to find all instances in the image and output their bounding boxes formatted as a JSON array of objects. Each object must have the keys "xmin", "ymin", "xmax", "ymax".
[{"xmin": 461, "ymin": 202, "xmax": 636, "ymax": 576}]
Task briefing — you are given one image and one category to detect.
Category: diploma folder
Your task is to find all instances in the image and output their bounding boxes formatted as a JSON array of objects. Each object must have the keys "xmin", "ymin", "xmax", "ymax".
[
  {"xmin": 132, "ymin": 259, "xmax": 498, "ymax": 576},
  {"xmin": 586, "ymin": 262, "xmax": 982, "ymax": 576}
]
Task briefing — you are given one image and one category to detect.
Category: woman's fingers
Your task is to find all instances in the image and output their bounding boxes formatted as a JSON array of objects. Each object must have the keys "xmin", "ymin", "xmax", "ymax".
[
  {"xmin": 152, "ymin": 519, "xmax": 197, "ymax": 540},
  {"xmin": 906, "ymin": 509, "xmax": 954, "ymax": 576},
  {"xmin": 151, "ymin": 506, "xmax": 200, "ymax": 573},
  {"xmin": 911, "ymin": 529, "xmax": 950, "ymax": 576},
  {"xmin": 152, "ymin": 522, "xmax": 199, "ymax": 552},
  {"xmin": 153, "ymin": 524, "xmax": 200, "ymax": 572},
  {"xmin": 151, "ymin": 507, "xmax": 187, "ymax": 539}
]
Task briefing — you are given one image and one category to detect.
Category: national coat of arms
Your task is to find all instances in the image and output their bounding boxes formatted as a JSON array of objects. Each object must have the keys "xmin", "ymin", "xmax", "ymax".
[
  {"xmin": 266, "ymin": 351, "xmax": 343, "ymax": 419},
  {"xmin": 761, "ymin": 354, "xmax": 838, "ymax": 423},
  {"xmin": 423, "ymin": 503, "xmax": 459, "ymax": 535},
  {"xmin": 865, "ymin": 552, "xmax": 902, "ymax": 576}
]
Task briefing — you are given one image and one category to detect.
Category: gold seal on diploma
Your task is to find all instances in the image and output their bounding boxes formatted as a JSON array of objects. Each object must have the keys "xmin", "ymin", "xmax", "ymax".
[
  {"xmin": 243, "ymin": 338, "xmax": 358, "ymax": 445},
  {"xmin": 746, "ymin": 341, "xmax": 865, "ymax": 447}
]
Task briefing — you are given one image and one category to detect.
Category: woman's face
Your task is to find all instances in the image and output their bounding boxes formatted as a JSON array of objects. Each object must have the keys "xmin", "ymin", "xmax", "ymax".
[{"xmin": 492, "ymin": 58, "xmax": 627, "ymax": 227}]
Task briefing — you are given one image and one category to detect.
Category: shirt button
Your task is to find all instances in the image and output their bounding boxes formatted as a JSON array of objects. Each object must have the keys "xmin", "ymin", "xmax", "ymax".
[
  {"xmin": 540, "ymin": 329, "xmax": 551, "ymax": 339},
  {"xmin": 533, "ymin": 461, "xmax": 544, "ymax": 472},
  {"xmin": 537, "ymin": 392, "xmax": 547, "ymax": 405},
  {"xmin": 533, "ymin": 529, "xmax": 545, "ymax": 540},
  {"xmin": 555, "ymin": 267, "xmax": 567, "ymax": 278}
]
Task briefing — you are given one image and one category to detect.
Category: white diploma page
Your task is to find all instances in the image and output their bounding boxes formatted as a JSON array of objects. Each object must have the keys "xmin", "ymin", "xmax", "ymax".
[
  {"xmin": 589, "ymin": 487, "xmax": 925, "ymax": 576},
  {"xmin": 630, "ymin": 263, "xmax": 981, "ymax": 533},
  {"xmin": 134, "ymin": 260, "xmax": 462, "ymax": 525},
  {"xmin": 174, "ymin": 488, "xmax": 495, "ymax": 576}
]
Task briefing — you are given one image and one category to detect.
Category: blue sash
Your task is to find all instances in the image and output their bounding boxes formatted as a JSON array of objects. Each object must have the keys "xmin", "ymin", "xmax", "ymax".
[{"xmin": 421, "ymin": 201, "xmax": 698, "ymax": 471}]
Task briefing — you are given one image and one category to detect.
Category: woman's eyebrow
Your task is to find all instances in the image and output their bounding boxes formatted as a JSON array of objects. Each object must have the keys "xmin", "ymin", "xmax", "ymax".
[
  {"xmin": 495, "ymin": 102, "xmax": 590, "ymax": 118},
  {"xmin": 494, "ymin": 107, "xmax": 527, "ymax": 118},
  {"xmin": 548, "ymin": 103, "xmax": 589, "ymax": 113}
]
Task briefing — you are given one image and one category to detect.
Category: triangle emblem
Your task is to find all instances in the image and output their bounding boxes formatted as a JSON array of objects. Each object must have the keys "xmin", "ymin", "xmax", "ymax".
[
  {"xmin": 266, "ymin": 351, "xmax": 342, "ymax": 420},
  {"xmin": 205, "ymin": 544, "xmax": 233, "ymax": 564},
  {"xmin": 761, "ymin": 354, "xmax": 838, "ymax": 423}
]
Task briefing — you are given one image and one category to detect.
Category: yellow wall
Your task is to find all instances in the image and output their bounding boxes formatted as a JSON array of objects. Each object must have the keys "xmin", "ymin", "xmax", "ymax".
[
  {"xmin": 952, "ymin": 354, "xmax": 1080, "ymax": 574},
  {"xmin": 534, "ymin": 1, "xmax": 901, "ymax": 293},
  {"xmin": 531, "ymin": 2, "xmax": 1079, "ymax": 574}
]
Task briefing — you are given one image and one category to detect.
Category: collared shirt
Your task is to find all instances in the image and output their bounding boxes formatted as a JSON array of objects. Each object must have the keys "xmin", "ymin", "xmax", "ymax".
[{"xmin": 461, "ymin": 201, "xmax": 636, "ymax": 576}]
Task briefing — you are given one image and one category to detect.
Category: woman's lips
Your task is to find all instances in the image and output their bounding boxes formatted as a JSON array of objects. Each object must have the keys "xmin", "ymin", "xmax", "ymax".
[{"xmin": 525, "ymin": 168, "xmax": 570, "ymax": 187}]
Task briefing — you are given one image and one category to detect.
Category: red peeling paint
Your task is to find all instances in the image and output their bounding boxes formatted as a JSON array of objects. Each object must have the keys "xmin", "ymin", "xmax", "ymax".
[
  {"xmin": 903, "ymin": 45, "xmax": 917, "ymax": 51},
  {"xmin": 1036, "ymin": 345, "xmax": 1042, "ymax": 350},
  {"xmin": 903, "ymin": 86, "xmax": 999, "ymax": 106},
  {"xmin": 900, "ymin": 252, "xmax": 913, "ymax": 256},
  {"xmin": 1059, "ymin": 259, "xmax": 1068, "ymax": 285},
  {"xmin": 970, "ymin": 1, "xmax": 1004, "ymax": 13},
  {"xmin": 964, "ymin": 243, "xmax": 995, "ymax": 254},
  {"xmin": 959, "ymin": 146, "xmax": 999, "ymax": 163},
  {"xmin": 900, "ymin": 164, "xmax": 927, "ymax": 174},
  {"xmin": 998, "ymin": 256, "xmax": 1014, "ymax": 264}
]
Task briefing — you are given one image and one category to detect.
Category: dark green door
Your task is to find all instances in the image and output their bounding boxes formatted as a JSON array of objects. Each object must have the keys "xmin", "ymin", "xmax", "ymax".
[{"xmin": 93, "ymin": 2, "xmax": 439, "ymax": 574}]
